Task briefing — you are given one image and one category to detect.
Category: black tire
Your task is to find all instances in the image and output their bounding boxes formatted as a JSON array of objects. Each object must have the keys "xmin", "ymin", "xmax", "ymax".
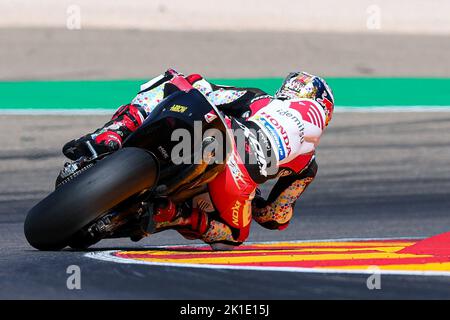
[
  {"xmin": 67, "ymin": 231, "xmax": 103, "ymax": 251},
  {"xmin": 24, "ymin": 147, "xmax": 158, "ymax": 251}
]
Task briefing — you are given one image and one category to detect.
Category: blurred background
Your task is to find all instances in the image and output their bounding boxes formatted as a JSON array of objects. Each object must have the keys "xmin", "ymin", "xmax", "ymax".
[
  {"xmin": 1, "ymin": 0, "xmax": 449, "ymax": 225},
  {"xmin": 1, "ymin": 0, "xmax": 450, "ymax": 299},
  {"xmin": 2, "ymin": 0, "xmax": 450, "ymax": 249},
  {"xmin": 1, "ymin": 0, "xmax": 450, "ymax": 80}
]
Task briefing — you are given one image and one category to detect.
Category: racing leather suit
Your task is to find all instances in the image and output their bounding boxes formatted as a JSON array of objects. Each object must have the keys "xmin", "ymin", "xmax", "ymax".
[{"xmin": 63, "ymin": 69, "xmax": 323, "ymax": 248}]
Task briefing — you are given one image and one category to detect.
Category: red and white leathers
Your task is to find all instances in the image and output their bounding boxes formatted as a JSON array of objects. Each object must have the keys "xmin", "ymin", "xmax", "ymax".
[
  {"xmin": 158, "ymin": 94, "xmax": 324, "ymax": 248},
  {"xmin": 243, "ymin": 96, "xmax": 323, "ymax": 231},
  {"xmin": 63, "ymin": 69, "xmax": 328, "ymax": 248},
  {"xmin": 183, "ymin": 73, "xmax": 326, "ymax": 236}
]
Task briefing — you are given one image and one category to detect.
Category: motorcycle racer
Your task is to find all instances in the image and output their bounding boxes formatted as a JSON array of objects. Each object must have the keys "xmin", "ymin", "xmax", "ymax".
[{"xmin": 62, "ymin": 69, "xmax": 334, "ymax": 249}]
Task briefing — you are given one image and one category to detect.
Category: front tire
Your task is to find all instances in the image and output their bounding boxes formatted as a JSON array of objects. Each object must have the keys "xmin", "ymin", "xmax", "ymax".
[{"xmin": 24, "ymin": 147, "xmax": 158, "ymax": 251}]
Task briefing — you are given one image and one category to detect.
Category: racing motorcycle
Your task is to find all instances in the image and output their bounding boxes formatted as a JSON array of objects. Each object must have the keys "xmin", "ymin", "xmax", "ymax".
[{"xmin": 24, "ymin": 78, "xmax": 232, "ymax": 250}]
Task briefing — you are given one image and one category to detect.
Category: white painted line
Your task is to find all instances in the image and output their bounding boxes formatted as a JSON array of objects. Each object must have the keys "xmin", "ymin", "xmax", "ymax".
[
  {"xmin": 85, "ymin": 238, "xmax": 450, "ymax": 277},
  {"xmin": 137, "ymin": 236, "xmax": 425, "ymax": 249}
]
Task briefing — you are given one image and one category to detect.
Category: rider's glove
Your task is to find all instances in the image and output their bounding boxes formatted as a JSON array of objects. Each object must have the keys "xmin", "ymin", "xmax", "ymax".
[{"xmin": 62, "ymin": 134, "xmax": 120, "ymax": 160}]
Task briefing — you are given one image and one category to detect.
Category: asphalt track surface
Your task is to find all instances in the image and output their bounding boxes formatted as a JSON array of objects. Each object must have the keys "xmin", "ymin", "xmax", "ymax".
[
  {"xmin": 2, "ymin": 28, "xmax": 450, "ymax": 79},
  {"xmin": 1, "ymin": 27, "xmax": 450, "ymax": 299},
  {"xmin": 1, "ymin": 112, "xmax": 450, "ymax": 299}
]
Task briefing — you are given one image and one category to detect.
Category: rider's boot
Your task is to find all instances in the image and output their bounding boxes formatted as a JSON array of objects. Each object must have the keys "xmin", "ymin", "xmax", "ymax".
[
  {"xmin": 152, "ymin": 198, "xmax": 179, "ymax": 223},
  {"xmin": 153, "ymin": 199, "xmax": 209, "ymax": 240},
  {"xmin": 151, "ymin": 199, "xmax": 242, "ymax": 250},
  {"xmin": 62, "ymin": 104, "xmax": 146, "ymax": 160}
]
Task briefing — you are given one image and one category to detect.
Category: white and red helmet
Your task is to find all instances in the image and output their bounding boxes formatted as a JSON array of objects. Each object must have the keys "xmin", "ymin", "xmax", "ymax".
[{"xmin": 275, "ymin": 72, "xmax": 335, "ymax": 126}]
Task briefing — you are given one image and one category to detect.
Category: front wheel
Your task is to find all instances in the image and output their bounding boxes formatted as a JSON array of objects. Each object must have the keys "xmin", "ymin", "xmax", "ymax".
[{"xmin": 24, "ymin": 147, "xmax": 159, "ymax": 251}]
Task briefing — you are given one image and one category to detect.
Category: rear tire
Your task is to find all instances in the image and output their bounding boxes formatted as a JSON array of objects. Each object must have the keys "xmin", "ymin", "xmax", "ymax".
[{"xmin": 24, "ymin": 147, "xmax": 158, "ymax": 251}]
